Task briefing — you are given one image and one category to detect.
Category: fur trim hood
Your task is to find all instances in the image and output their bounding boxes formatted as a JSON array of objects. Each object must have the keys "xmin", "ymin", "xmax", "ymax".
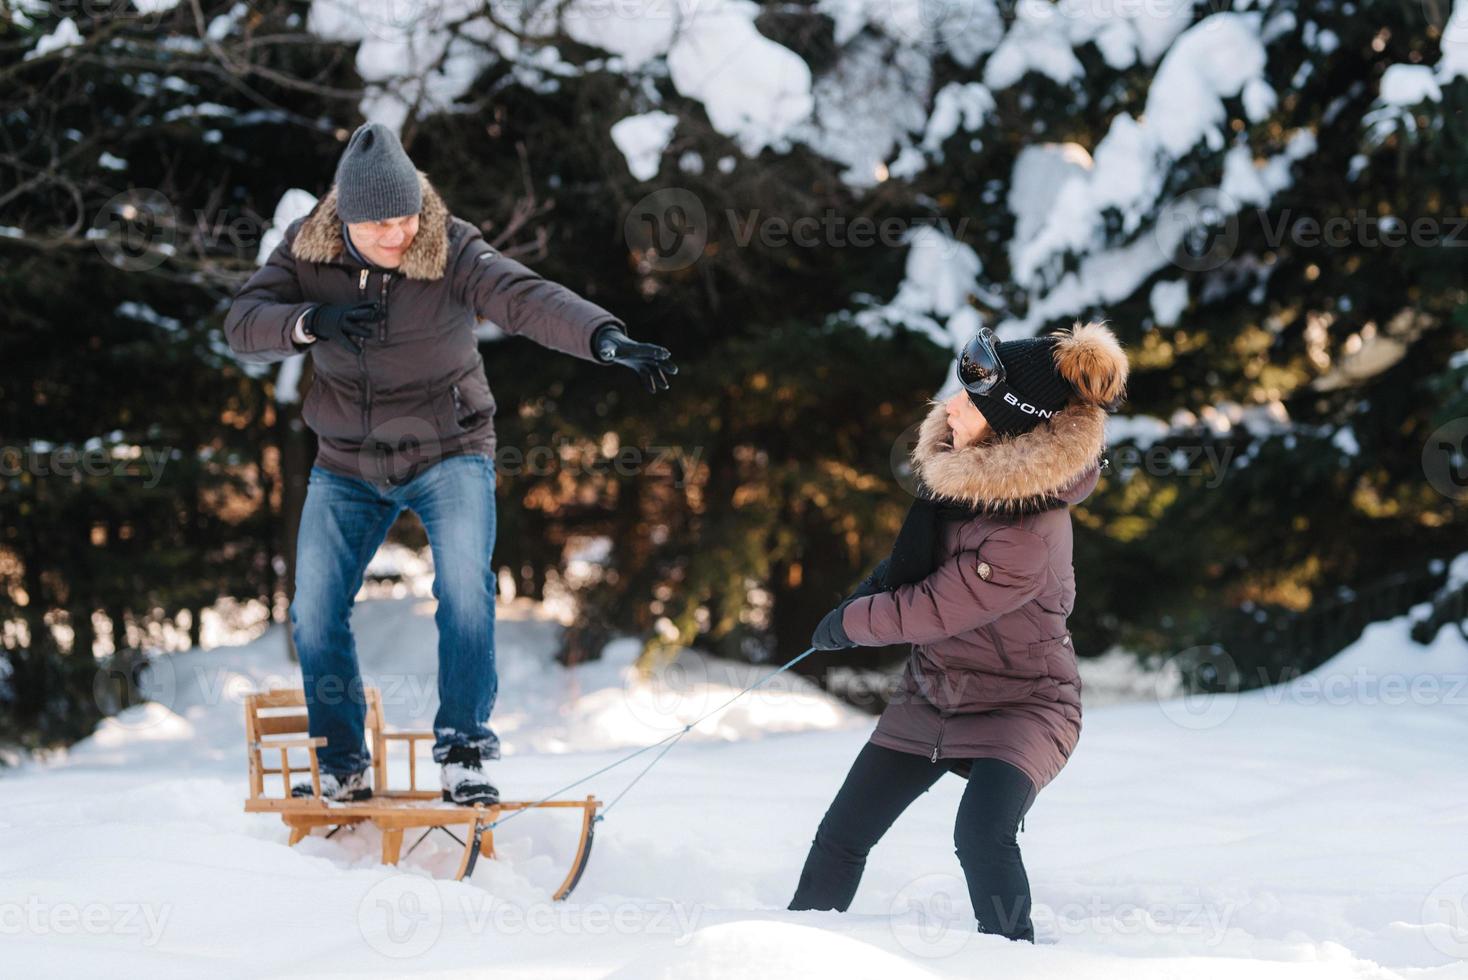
[
  {"xmin": 291, "ymin": 171, "xmax": 450, "ymax": 280},
  {"xmin": 911, "ymin": 399, "xmax": 1106, "ymax": 513}
]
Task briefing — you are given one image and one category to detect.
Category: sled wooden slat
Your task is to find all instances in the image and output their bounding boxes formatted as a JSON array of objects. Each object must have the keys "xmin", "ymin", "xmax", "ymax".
[
  {"xmin": 242, "ymin": 688, "xmax": 600, "ymax": 899},
  {"xmin": 255, "ymin": 712, "xmax": 312, "ymax": 736},
  {"xmin": 253, "ymin": 736, "xmax": 327, "ymax": 750},
  {"xmin": 250, "ymin": 689, "xmax": 316, "ymax": 709},
  {"xmin": 379, "ymin": 731, "xmax": 434, "ymax": 791}
]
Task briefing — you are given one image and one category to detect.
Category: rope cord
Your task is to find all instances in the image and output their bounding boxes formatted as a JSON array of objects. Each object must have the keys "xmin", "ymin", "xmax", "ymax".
[{"xmin": 486, "ymin": 646, "xmax": 818, "ymax": 831}]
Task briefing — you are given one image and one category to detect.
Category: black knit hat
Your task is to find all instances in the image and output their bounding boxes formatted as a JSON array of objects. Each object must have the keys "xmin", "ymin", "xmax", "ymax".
[
  {"xmin": 967, "ymin": 322, "xmax": 1129, "ymax": 438},
  {"xmin": 334, "ymin": 123, "xmax": 422, "ymax": 224},
  {"xmin": 967, "ymin": 336, "xmax": 1073, "ymax": 438}
]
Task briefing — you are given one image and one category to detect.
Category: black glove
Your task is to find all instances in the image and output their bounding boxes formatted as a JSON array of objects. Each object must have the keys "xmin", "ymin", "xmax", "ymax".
[
  {"xmin": 593, "ymin": 325, "xmax": 677, "ymax": 393},
  {"xmin": 811, "ymin": 560, "xmax": 890, "ymax": 651},
  {"xmin": 811, "ymin": 601, "xmax": 858, "ymax": 651},
  {"xmin": 305, "ymin": 302, "xmax": 383, "ymax": 354}
]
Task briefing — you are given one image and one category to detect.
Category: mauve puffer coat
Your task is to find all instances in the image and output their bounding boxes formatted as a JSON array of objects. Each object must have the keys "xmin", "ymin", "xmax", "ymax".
[{"xmin": 841, "ymin": 398, "xmax": 1109, "ymax": 792}]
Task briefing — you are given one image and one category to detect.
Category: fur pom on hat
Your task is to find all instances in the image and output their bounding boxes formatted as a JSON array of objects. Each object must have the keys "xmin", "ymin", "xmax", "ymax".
[{"xmin": 1052, "ymin": 320, "xmax": 1128, "ymax": 411}]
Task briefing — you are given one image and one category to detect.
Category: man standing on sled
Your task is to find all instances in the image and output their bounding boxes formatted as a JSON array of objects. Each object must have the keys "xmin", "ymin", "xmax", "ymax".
[{"xmin": 224, "ymin": 123, "xmax": 675, "ymax": 805}]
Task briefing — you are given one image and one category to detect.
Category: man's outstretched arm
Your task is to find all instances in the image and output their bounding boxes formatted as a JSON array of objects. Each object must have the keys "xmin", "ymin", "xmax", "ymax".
[{"xmin": 452, "ymin": 226, "xmax": 675, "ymax": 391}]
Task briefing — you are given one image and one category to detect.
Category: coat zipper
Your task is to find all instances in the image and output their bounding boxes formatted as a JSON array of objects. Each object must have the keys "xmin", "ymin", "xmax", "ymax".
[
  {"xmin": 375, "ymin": 271, "xmax": 396, "ymax": 482},
  {"xmin": 357, "ymin": 268, "xmax": 373, "ymax": 460},
  {"xmin": 930, "ymin": 716, "xmax": 945, "ymax": 762},
  {"xmin": 379, "ymin": 271, "xmax": 391, "ymax": 343}
]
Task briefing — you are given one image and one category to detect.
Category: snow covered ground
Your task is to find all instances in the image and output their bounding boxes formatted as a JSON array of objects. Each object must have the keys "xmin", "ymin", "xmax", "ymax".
[{"xmin": 4, "ymin": 592, "xmax": 1467, "ymax": 978}]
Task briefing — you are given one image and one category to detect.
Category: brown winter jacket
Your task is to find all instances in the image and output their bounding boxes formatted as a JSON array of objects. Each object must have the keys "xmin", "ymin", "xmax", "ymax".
[
  {"xmin": 841, "ymin": 399, "xmax": 1107, "ymax": 792},
  {"xmin": 223, "ymin": 174, "xmax": 623, "ymax": 485}
]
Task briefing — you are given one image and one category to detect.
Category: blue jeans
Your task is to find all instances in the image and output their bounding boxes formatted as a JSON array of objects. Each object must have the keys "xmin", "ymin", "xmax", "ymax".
[{"xmin": 289, "ymin": 453, "xmax": 500, "ymax": 775}]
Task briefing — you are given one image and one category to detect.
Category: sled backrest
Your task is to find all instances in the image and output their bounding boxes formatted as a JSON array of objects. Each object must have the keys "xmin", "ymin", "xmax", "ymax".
[{"xmin": 243, "ymin": 687, "xmax": 387, "ymax": 800}]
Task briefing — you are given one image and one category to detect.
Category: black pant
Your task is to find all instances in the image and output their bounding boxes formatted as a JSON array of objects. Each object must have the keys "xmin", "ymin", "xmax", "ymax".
[{"xmin": 789, "ymin": 742, "xmax": 1039, "ymax": 941}]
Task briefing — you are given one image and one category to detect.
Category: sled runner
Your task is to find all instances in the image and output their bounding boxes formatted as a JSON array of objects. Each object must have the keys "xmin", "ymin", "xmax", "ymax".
[{"xmin": 242, "ymin": 687, "xmax": 599, "ymax": 899}]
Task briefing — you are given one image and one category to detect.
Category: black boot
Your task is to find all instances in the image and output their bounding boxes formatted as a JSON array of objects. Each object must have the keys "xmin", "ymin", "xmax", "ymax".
[{"xmin": 440, "ymin": 745, "xmax": 499, "ymax": 805}]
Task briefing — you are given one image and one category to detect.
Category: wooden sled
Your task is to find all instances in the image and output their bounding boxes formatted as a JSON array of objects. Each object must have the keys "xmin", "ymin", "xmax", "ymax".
[{"xmin": 243, "ymin": 687, "xmax": 599, "ymax": 899}]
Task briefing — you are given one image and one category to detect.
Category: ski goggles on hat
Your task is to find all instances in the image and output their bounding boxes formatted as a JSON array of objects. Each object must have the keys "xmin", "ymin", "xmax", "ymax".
[{"xmin": 957, "ymin": 327, "xmax": 1005, "ymax": 397}]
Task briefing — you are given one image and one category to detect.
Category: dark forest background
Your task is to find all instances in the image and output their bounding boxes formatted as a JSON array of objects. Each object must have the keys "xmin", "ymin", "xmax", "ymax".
[{"xmin": 1, "ymin": 0, "xmax": 1464, "ymax": 751}]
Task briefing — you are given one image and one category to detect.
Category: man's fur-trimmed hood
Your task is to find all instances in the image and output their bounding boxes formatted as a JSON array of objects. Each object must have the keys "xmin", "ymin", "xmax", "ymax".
[
  {"xmin": 291, "ymin": 171, "xmax": 450, "ymax": 280},
  {"xmin": 912, "ymin": 399, "xmax": 1106, "ymax": 514}
]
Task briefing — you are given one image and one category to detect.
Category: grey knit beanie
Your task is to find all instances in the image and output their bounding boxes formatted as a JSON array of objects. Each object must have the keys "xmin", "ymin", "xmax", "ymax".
[{"xmin": 334, "ymin": 122, "xmax": 422, "ymax": 224}]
